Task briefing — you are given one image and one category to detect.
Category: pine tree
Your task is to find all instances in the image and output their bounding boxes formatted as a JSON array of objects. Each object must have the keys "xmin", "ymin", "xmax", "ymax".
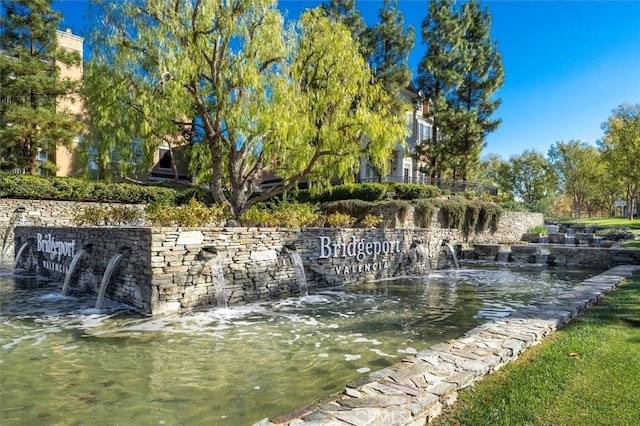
[
  {"xmin": 363, "ymin": 0, "xmax": 415, "ymax": 95},
  {"xmin": 416, "ymin": 0, "xmax": 463, "ymax": 179},
  {"xmin": 453, "ymin": 1, "xmax": 504, "ymax": 180},
  {"xmin": 0, "ymin": 0, "xmax": 82, "ymax": 175},
  {"xmin": 322, "ymin": 0, "xmax": 414, "ymax": 96},
  {"xmin": 417, "ymin": 0, "xmax": 503, "ymax": 180}
]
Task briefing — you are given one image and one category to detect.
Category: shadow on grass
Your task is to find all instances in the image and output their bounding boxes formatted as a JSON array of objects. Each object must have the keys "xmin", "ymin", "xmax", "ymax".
[{"xmin": 590, "ymin": 275, "xmax": 640, "ymax": 326}]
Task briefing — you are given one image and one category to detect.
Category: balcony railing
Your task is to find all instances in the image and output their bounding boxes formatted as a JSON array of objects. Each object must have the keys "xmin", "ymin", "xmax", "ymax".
[{"xmin": 357, "ymin": 175, "xmax": 498, "ymax": 196}]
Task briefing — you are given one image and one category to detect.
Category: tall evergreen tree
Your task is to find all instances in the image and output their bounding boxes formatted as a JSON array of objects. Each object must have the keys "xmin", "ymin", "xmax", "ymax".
[
  {"xmin": 416, "ymin": 0, "xmax": 463, "ymax": 179},
  {"xmin": 0, "ymin": 0, "xmax": 82, "ymax": 175},
  {"xmin": 417, "ymin": 0, "xmax": 503, "ymax": 180},
  {"xmin": 453, "ymin": 1, "xmax": 503, "ymax": 180},
  {"xmin": 321, "ymin": 0, "xmax": 414, "ymax": 95},
  {"xmin": 363, "ymin": 0, "xmax": 415, "ymax": 95}
]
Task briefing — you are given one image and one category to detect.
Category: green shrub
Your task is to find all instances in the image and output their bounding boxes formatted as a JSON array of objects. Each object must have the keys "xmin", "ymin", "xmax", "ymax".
[
  {"xmin": 313, "ymin": 183, "xmax": 387, "ymax": 203},
  {"xmin": 478, "ymin": 203, "xmax": 503, "ymax": 232},
  {"xmin": 361, "ymin": 214, "xmax": 383, "ymax": 228},
  {"xmin": 146, "ymin": 198, "xmax": 229, "ymax": 226},
  {"xmin": 0, "ymin": 173, "xmax": 177, "ymax": 204},
  {"xmin": 239, "ymin": 202, "xmax": 320, "ymax": 227},
  {"xmin": 326, "ymin": 212, "xmax": 357, "ymax": 227},
  {"xmin": 325, "ymin": 199, "xmax": 373, "ymax": 220},
  {"xmin": 528, "ymin": 225, "xmax": 548, "ymax": 235},
  {"xmin": 73, "ymin": 205, "xmax": 143, "ymax": 226},
  {"xmin": 414, "ymin": 200, "xmax": 437, "ymax": 228},
  {"xmin": 392, "ymin": 183, "xmax": 441, "ymax": 200}
]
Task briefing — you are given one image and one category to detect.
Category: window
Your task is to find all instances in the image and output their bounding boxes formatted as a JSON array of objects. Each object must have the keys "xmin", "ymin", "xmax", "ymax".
[
  {"xmin": 36, "ymin": 149, "xmax": 48, "ymax": 162},
  {"xmin": 158, "ymin": 147, "xmax": 172, "ymax": 170},
  {"xmin": 420, "ymin": 124, "xmax": 431, "ymax": 142}
]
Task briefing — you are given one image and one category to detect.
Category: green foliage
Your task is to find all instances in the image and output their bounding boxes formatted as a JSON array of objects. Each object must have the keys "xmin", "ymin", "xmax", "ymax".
[
  {"xmin": 393, "ymin": 183, "xmax": 441, "ymax": 200},
  {"xmin": 326, "ymin": 212, "xmax": 357, "ymax": 228},
  {"xmin": 527, "ymin": 225, "xmax": 548, "ymax": 235},
  {"xmin": 86, "ymin": 1, "xmax": 405, "ymax": 217},
  {"xmin": 599, "ymin": 102, "xmax": 640, "ymax": 219},
  {"xmin": 324, "ymin": 199, "xmax": 374, "ymax": 220},
  {"xmin": 145, "ymin": 198, "xmax": 229, "ymax": 227},
  {"xmin": 477, "ymin": 202, "xmax": 503, "ymax": 232},
  {"xmin": 239, "ymin": 202, "xmax": 320, "ymax": 228},
  {"xmin": 361, "ymin": 214, "xmax": 383, "ymax": 228},
  {"xmin": 548, "ymin": 140, "xmax": 603, "ymax": 219},
  {"xmin": 0, "ymin": 173, "xmax": 177, "ymax": 204},
  {"xmin": 321, "ymin": 0, "xmax": 414, "ymax": 97},
  {"xmin": 417, "ymin": 0, "xmax": 504, "ymax": 180},
  {"xmin": 73, "ymin": 205, "xmax": 143, "ymax": 226},
  {"xmin": 313, "ymin": 183, "xmax": 388, "ymax": 203},
  {"xmin": 0, "ymin": 0, "xmax": 82, "ymax": 175},
  {"xmin": 498, "ymin": 150, "xmax": 557, "ymax": 205},
  {"xmin": 430, "ymin": 198, "xmax": 502, "ymax": 234},
  {"xmin": 414, "ymin": 199, "xmax": 437, "ymax": 228}
]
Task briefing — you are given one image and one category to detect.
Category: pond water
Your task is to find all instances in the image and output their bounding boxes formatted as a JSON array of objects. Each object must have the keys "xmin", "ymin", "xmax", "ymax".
[{"xmin": 0, "ymin": 264, "xmax": 598, "ymax": 425}]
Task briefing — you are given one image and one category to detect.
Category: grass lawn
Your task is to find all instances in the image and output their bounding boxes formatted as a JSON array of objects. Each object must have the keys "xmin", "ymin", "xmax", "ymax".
[
  {"xmin": 434, "ymin": 273, "xmax": 640, "ymax": 426},
  {"xmin": 623, "ymin": 240, "xmax": 640, "ymax": 249},
  {"xmin": 559, "ymin": 217, "xmax": 640, "ymax": 229}
]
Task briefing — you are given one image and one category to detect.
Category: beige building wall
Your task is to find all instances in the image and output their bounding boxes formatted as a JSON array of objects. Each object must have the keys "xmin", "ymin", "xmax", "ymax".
[{"xmin": 53, "ymin": 29, "xmax": 85, "ymax": 177}]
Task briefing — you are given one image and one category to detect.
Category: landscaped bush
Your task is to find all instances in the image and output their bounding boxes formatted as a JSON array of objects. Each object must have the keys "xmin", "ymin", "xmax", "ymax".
[
  {"xmin": 73, "ymin": 205, "xmax": 144, "ymax": 226},
  {"xmin": 361, "ymin": 214, "xmax": 384, "ymax": 228},
  {"xmin": 326, "ymin": 212, "xmax": 357, "ymax": 227},
  {"xmin": 145, "ymin": 198, "xmax": 229, "ymax": 226},
  {"xmin": 0, "ymin": 173, "xmax": 177, "ymax": 204},
  {"xmin": 311, "ymin": 183, "xmax": 388, "ymax": 203},
  {"xmin": 428, "ymin": 199, "xmax": 503, "ymax": 235},
  {"xmin": 414, "ymin": 199, "xmax": 437, "ymax": 228},
  {"xmin": 239, "ymin": 202, "xmax": 320, "ymax": 228},
  {"xmin": 528, "ymin": 225, "xmax": 548, "ymax": 235},
  {"xmin": 392, "ymin": 183, "xmax": 441, "ymax": 200}
]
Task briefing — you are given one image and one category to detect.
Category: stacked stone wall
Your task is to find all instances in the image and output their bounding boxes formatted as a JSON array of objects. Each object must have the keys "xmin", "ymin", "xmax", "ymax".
[
  {"xmin": 1, "ymin": 199, "xmax": 142, "ymax": 257},
  {"xmin": 2, "ymin": 198, "xmax": 541, "ymax": 257}
]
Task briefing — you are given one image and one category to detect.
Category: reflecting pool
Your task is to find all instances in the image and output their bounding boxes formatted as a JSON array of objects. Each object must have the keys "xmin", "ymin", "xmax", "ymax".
[{"xmin": 0, "ymin": 264, "xmax": 599, "ymax": 425}]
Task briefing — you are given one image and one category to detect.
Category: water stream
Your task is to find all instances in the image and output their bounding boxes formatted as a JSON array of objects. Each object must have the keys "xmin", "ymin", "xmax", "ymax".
[
  {"xmin": 95, "ymin": 253, "xmax": 124, "ymax": 310},
  {"xmin": 287, "ymin": 249, "xmax": 308, "ymax": 297},
  {"xmin": 442, "ymin": 242, "xmax": 460, "ymax": 269},
  {"xmin": 61, "ymin": 248, "xmax": 89, "ymax": 295},
  {"xmin": 0, "ymin": 262, "xmax": 599, "ymax": 425},
  {"xmin": 207, "ymin": 257, "xmax": 228, "ymax": 308}
]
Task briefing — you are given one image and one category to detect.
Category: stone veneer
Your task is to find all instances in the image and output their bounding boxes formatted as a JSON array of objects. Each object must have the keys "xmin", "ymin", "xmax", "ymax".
[
  {"xmin": 1, "ymin": 198, "xmax": 542, "ymax": 257},
  {"xmin": 13, "ymin": 226, "xmax": 472, "ymax": 315},
  {"xmin": 255, "ymin": 265, "xmax": 640, "ymax": 426}
]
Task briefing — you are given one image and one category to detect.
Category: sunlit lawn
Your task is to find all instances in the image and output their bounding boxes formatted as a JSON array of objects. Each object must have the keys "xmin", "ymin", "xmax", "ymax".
[
  {"xmin": 559, "ymin": 217, "xmax": 640, "ymax": 229},
  {"xmin": 434, "ymin": 273, "xmax": 640, "ymax": 426}
]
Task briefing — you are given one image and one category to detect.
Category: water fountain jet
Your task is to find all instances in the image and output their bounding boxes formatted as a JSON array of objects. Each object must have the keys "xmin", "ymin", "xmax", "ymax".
[
  {"xmin": 61, "ymin": 244, "xmax": 93, "ymax": 295},
  {"xmin": 95, "ymin": 246, "xmax": 130, "ymax": 310},
  {"xmin": 201, "ymin": 246, "xmax": 227, "ymax": 308},
  {"xmin": 283, "ymin": 244, "xmax": 308, "ymax": 296}
]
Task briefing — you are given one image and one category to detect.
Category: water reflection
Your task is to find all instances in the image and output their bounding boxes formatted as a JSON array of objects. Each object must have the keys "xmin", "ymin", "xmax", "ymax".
[{"xmin": 0, "ymin": 263, "xmax": 597, "ymax": 425}]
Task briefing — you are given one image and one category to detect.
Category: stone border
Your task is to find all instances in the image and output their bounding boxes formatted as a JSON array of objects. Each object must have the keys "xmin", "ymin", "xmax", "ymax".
[{"xmin": 257, "ymin": 265, "xmax": 640, "ymax": 426}]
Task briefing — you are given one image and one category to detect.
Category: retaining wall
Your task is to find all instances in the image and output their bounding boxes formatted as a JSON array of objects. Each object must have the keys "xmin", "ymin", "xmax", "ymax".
[{"xmin": 1, "ymin": 198, "xmax": 541, "ymax": 257}]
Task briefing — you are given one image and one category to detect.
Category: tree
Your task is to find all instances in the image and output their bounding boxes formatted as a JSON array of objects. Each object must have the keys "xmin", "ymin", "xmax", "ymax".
[
  {"xmin": 599, "ymin": 102, "xmax": 640, "ymax": 219},
  {"xmin": 85, "ymin": 0, "xmax": 404, "ymax": 217},
  {"xmin": 416, "ymin": 0, "xmax": 462, "ymax": 180},
  {"xmin": 417, "ymin": 0, "xmax": 503, "ymax": 180},
  {"xmin": 498, "ymin": 150, "xmax": 557, "ymax": 207},
  {"xmin": 321, "ymin": 0, "xmax": 414, "ymax": 96},
  {"xmin": 548, "ymin": 140, "xmax": 601, "ymax": 218},
  {"xmin": 0, "ymin": 0, "xmax": 82, "ymax": 175},
  {"xmin": 451, "ymin": 1, "xmax": 504, "ymax": 180}
]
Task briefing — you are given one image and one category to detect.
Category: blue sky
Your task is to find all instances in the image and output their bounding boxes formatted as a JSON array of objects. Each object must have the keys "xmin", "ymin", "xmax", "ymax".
[{"xmin": 53, "ymin": 0, "xmax": 640, "ymax": 160}]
